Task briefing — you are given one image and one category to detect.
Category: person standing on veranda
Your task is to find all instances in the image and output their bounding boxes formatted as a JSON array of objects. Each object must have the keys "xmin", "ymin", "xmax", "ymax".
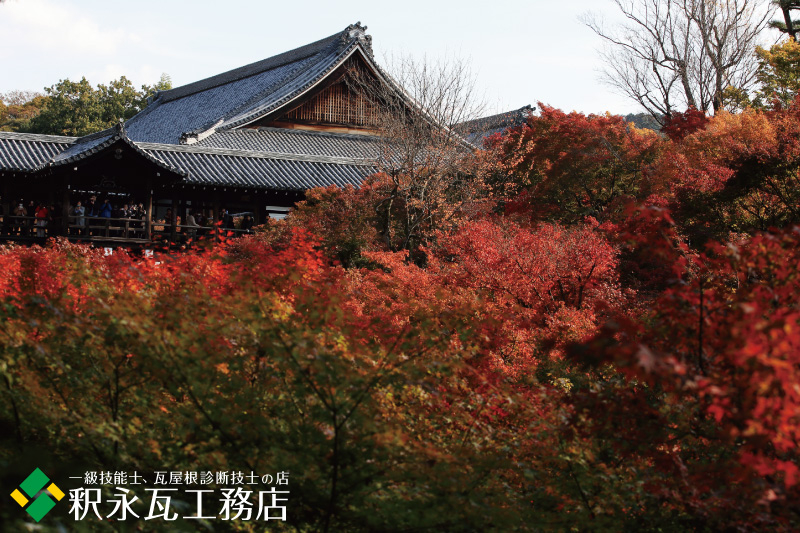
[{"xmin": 34, "ymin": 203, "xmax": 49, "ymax": 238}]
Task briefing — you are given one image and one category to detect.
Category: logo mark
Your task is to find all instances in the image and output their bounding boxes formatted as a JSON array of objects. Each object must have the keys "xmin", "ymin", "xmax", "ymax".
[{"xmin": 10, "ymin": 468, "xmax": 64, "ymax": 522}]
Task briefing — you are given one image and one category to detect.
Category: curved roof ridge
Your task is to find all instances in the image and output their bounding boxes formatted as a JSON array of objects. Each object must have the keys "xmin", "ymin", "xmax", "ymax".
[
  {"xmin": 138, "ymin": 140, "xmax": 375, "ymax": 166},
  {"xmin": 125, "ymin": 23, "xmax": 374, "ymax": 144},
  {"xmin": 456, "ymin": 105, "xmax": 534, "ymax": 134},
  {"xmin": 180, "ymin": 46, "xmax": 349, "ymax": 143},
  {"xmin": 0, "ymin": 131, "xmax": 78, "ymax": 144},
  {"xmin": 152, "ymin": 23, "xmax": 369, "ymax": 105},
  {"xmin": 67, "ymin": 125, "xmax": 117, "ymax": 145},
  {"xmin": 215, "ymin": 42, "xmax": 362, "ymax": 132}
]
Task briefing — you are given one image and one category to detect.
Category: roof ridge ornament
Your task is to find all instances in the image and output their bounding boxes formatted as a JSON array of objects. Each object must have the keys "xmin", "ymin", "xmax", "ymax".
[
  {"xmin": 341, "ymin": 22, "xmax": 373, "ymax": 56},
  {"xmin": 180, "ymin": 118, "xmax": 224, "ymax": 145}
]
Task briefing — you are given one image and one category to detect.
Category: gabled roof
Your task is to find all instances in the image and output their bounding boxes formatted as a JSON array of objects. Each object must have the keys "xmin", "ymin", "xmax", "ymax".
[
  {"xmin": 457, "ymin": 105, "xmax": 534, "ymax": 146},
  {"xmin": 0, "ymin": 23, "xmax": 449, "ymax": 194},
  {"xmin": 125, "ymin": 23, "xmax": 377, "ymax": 145},
  {"xmin": 49, "ymin": 127, "xmax": 116, "ymax": 164},
  {"xmin": 36, "ymin": 122, "xmax": 187, "ymax": 177}
]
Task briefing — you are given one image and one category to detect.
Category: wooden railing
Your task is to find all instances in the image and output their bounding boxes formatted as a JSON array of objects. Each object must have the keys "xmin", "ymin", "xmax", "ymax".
[
  {"xmin": 151, "ymin": 223, "xmax": 254, "ymax": 243},
  {"xmin": 0, "ymin": 215, "xmax": 254, "ymax": 246},
  {"xmin": 68, "ymin": 215, "xmax": 148, "ymax": 240},
  {"xmin": 2, "ymin": 215, "xmax": 58, "ymax": 238}
]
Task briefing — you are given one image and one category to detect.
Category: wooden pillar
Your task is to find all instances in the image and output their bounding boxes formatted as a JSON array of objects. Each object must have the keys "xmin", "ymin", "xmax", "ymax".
[
  {"xmin": 212, "ymin": 191, "xmax": 220, "ymax": 226},
  {"xmin": 61, "ymin": 181, "xmax": 70, "ymax": 237},
  {"xmin": 170, "ymin": 196, "xmax": 178, "ymax": 244},
  {"xmin": 145, "ymin": 181, "xmax": 153, "ymax": 241},
  {"xmin": 212, "ymin": 191, "xmax": 221, "ymax": 242},
  {"xmin": 1, "ymin": 177, "xmax": 8, "ymax": 236},
  {"xmin": 46, "ymin": 188, "xmax": 56, "ymax": 239},
  {"xmin": 252, "ymin": 190, "xmax": 261, "ymax": 225}
]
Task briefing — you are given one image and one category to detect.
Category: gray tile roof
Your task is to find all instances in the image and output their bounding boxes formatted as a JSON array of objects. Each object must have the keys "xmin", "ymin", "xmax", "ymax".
[
  {"xmin": 50, "ymin": 127, "xmax": 116, "ymax": 163},
  {"xmin": 195, "ymin": 128, "xmax": 380, "ymax": 160},
  {"xmin": 0, "ymin": 129, "xmax": 376, "ymax": 191},
  {"xmin": 0, "ymin": 132, "xmax": 76, "ymax": 172},
  {"xmin": 126, "ymin": 23, "xmax": 375, "ymax": 145},
  {"xmin": 141, "ymin": 143, "xmax": 374, "ymax": 190},
  {"xmin": 43, "ymin": 123, "xmax": 188, "ymax": 177},
  {"xmin": 0, "ymin": 24, "xmax": 402, "ymax": 192},
  {"xmin": 126, "ymin": 57, "xmax": 319, "ymax": 144},
  {"xmin": 456, "ymin": 105, "xmax": 534, "ymax": 146}
]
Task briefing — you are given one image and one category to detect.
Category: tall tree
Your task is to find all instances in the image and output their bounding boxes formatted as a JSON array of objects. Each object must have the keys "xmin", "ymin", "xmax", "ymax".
[
  {"xmin": 0, "ymin": 91, "xmax": 48, "ymax": 132},
  {"xmin": 346, "ymin": 57, "xmax": 485, "ymax": 254},
  {"xmin": 584, "ymin": 0, "xmax": 771, "ymax": 122},
  {"xmin": 484, "ymin": 104, "xmax": 665, "ymax": 225},
  {"xmin": 754, "ymin": 38, "xmax": 800, "ymax": 107},
  {"xmin": 28, "ymin": 74, "xmax": 171, "ymax": 137},
  {"xmin": 771, "ymin": 0, "xmax": 800, "ymax": 40}
]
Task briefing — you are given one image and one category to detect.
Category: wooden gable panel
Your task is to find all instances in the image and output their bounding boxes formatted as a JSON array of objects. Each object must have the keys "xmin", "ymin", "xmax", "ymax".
[{"xmin": 284, "ymin": 82, "xmax": 379, "ymax": 128}]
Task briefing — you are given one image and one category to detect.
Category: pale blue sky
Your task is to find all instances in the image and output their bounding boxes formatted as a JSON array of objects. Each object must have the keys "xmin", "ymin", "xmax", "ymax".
[{"xmin": 1, "ymin": 0, "xmax": 642, "ymax": 115}]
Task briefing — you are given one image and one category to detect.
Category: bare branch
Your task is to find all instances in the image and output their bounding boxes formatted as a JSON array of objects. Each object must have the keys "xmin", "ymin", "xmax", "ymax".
[
  {"xmin": 345, "ymin": 55, "xmax": 485, "ymax": 251},
  {"xmin": 583, "ymin": 0, "xmax": 773, "ymax": 120}
]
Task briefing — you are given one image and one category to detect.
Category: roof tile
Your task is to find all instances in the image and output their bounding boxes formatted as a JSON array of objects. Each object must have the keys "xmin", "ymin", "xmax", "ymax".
[
  {"xmin": 145, "ymin": 147, "xmax": 373, "ymax": 190},
  {"xmin": 196, "ymin": 128, "xmax": 380, "ymax": 159},
  {"xmin": 125, "ymin": 24, "xmax": 374, "ymax": 145},
  {"xmin": 0, "ymin": 132, "xmax": 75, "ymax": 172}
]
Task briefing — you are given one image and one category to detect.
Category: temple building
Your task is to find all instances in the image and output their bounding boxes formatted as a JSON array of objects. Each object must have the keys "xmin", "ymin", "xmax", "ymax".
[
  {"xmin": 0, "ymin": 23, "xmax": 514, "ymax": 247},
  {"xmin": 456, "ymin": 105, "xmax": 534, "ymax": 146}
]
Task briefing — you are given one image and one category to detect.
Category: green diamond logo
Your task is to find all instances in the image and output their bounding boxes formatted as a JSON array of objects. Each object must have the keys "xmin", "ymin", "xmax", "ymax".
[
  {"xmin": 20, "ymin": 468, "xmax": 49, "ymax": 497},
  {"xmin": 10, "ymin": 468, "xmax": 64, "ymax": 522},
  {"xmin": 25, "ymin": 492, "xmax": 56, "ymax": 522}
]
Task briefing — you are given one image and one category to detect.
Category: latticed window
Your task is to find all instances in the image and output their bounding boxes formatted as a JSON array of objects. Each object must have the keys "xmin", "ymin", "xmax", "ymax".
[{"xmin": 285, "ymin": 83, "xmax": 379, "ymax": 127}]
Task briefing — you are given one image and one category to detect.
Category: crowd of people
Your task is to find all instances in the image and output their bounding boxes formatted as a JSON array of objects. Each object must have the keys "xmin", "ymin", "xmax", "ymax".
[
  {"xmin": 0, "ymin": 195, "xmax": 257, "ymax": 240},
  {"xmin": 2, "ymin": 199, "xmax": 58, "ymax": 237},
  {"xmin": 156, "ymin": 208, "xmax": 255, "ymax": 242},
  {"xmin": 73, "ymin": 196, "xmax": 147, "ymax": 220},
  {"xmin": 0, "ymin": 195, "xmax": 149, "ymax": 238}
]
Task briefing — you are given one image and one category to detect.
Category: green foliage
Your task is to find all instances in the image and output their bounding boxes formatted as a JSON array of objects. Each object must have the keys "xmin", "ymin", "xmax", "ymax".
[
  {"xmin": 770, "ymin": 0, "xmax": 800, "ymax": 40},
  {"xmin": 755, "ymin": 39, "xmax": 800, "ymax": 109},
  {"xmin": 30, "ymin": 77, "xmax": 111, "ymax": 136},
  {"xmin": 721, "ymin": 39, "xmax": 800, "ymax": 112},
  {"xmin": 5, "ymin": 74, "xmax": 172, "ymax": 137}
]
